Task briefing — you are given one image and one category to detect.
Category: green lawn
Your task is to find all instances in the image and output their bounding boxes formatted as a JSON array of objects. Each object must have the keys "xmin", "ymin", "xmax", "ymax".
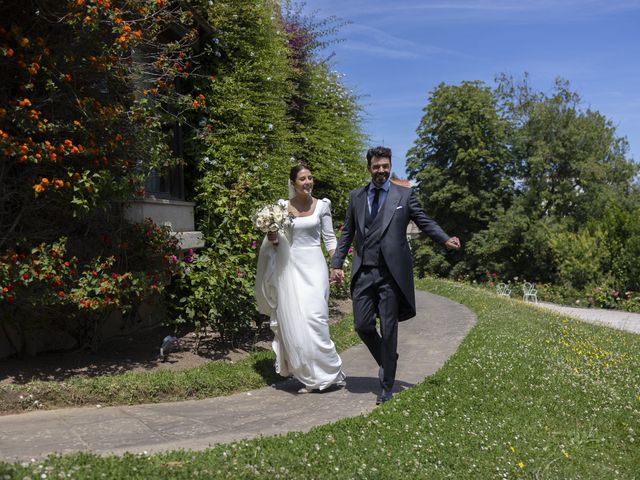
[
  {"xmin": 2, "ymin": 277, "xmax": 639, "ymax": 479},
  {"xmin": 0, "ymin": 314, "xmax": 360, "ymax": 414}
]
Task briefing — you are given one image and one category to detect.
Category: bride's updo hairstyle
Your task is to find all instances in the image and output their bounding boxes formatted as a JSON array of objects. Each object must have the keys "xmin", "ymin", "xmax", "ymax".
[{"xmin": 289, "ymin": 162, "xmax": 310, "ymax": 182}]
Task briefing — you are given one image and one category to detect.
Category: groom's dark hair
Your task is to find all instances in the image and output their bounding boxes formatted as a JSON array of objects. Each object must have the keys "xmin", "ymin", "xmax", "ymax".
[{"xmin": 366, "ymin": 146, "xmax": 392, "ymax": 166}]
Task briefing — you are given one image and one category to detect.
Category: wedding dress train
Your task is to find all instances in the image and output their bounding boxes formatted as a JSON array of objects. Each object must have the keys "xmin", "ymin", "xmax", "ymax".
[{"xmin": 255, "ymin": 198, "xmax": 346, "ymax": 390}]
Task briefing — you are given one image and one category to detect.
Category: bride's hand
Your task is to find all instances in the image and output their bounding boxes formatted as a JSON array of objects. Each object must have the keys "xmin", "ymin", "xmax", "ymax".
[{"xmin": 267, "ymin": 231, "xmax": 279, "ymax": 245}]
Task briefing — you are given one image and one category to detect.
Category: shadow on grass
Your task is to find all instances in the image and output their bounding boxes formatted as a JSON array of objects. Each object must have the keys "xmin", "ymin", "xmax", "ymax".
[{"xmin": 250, "ymin": 355, "xmax": 281, "ymax": 385}]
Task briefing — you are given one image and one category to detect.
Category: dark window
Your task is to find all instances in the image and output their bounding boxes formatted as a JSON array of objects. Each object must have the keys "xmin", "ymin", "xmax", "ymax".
[{"xmin": 145, "ymin": 119, "xmax": 185, "ymax": 200}]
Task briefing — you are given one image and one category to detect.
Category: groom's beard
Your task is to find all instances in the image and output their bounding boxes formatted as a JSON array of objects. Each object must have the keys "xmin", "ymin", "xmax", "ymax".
[{"xmin": 372, "ymin": 172, "xmax": 389, "ymax": 187}]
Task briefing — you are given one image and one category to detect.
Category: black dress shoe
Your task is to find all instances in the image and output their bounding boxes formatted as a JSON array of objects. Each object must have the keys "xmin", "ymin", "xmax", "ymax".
[{"xmin": 376, "ymin": 389, "xmax": 393, "ymax": 405}]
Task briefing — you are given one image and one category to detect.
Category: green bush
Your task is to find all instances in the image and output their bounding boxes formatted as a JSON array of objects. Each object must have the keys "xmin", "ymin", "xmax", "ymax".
[{"xmin": 547, "ymin": 222, "xmax": 609, "ymax": 291}]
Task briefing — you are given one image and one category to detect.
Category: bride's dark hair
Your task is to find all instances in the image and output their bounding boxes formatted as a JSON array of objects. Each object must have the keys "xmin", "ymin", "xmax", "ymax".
[{"xmin": 289, "ymin": 162, "xmax": 311, "ymax": 182}]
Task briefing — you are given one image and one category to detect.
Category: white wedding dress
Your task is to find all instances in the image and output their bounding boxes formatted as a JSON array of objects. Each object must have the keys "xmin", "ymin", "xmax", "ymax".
[{"xmin": 255, "ymin": 198, "xmax": 346, "ymax": 390}]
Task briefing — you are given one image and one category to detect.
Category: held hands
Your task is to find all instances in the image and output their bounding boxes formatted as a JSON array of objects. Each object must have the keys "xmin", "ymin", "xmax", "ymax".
[
  {"xmin": 330, "ymin": 268, "xmax": 345, "ymax": 284},
  {"xmin": 444, "ymin": 236, "xmax": 461, "ymax": 250}
]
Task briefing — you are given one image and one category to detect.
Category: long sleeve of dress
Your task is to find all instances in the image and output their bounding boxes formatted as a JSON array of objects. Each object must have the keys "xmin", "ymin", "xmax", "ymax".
[{"xmin": 320, "ymin": 198, "xmax": 337, "ymax": 252}]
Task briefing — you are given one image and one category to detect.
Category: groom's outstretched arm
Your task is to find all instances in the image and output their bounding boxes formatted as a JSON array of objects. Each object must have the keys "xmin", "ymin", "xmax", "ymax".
[
  {"xmin": 331, "ymin": 192, "xmax": 356, "ymax": 272},
  {"xmin": 408, "ymin": 189, "xmax": 451, "ymax": 245}
]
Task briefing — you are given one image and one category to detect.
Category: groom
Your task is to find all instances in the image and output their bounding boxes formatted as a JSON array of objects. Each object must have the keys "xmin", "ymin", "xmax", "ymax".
[{"xmin": 330, "ymin": 146, "xmax": 461, "ymax": 404}]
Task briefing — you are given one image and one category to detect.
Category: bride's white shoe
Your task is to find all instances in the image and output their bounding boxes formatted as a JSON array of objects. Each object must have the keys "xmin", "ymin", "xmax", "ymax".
[{"xmin": 298, "ymin": 386, "xmax": 315, "ymax": 394}]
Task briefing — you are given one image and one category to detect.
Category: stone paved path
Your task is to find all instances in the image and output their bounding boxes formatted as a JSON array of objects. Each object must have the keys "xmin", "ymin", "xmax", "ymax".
[
  {"xmin": 535, "ymin": 301, "xmax": 640, "ymax": 334},
  {"xmin": 0, "ymin": 290, "xmax": 477, "ymax": 462}
]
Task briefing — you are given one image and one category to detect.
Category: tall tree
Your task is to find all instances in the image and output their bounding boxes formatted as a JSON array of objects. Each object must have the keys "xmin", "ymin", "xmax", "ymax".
[
  {"xmin": 406, "ymin": 81, "xmax": 514, "ymax": 275},
  {"xmin": 470, "ymin": 76, "xmax": 639, "ymax": 282},
  {"xmin": 497, "ymin": 75, "xmax": 637, "ymax": 225}
]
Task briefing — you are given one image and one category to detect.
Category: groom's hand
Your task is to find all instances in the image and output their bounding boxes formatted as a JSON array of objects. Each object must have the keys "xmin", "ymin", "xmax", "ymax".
[
  {"xmin": 444, "ymin": 236, "xmax": 461, "ymax": 250},
  {"xmin": 330, "ymin": 268, "xmax": 345, "ymax": 284}
]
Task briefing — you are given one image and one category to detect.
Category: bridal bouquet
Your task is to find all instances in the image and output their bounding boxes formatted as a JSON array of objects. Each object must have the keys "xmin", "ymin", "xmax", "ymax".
[{"xmin": 253, "ymin": 202, "xmax": 294, "ymax": 233}]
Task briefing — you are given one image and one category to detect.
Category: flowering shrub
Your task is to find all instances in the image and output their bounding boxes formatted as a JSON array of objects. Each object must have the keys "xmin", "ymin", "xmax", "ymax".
[
  {"xmin": 0, "ymin": 1, "xmax": 199, "ymax": 232},
  {"xmin": 166, "ymin": 246, "xmax": 258, "ymax": 346},
  {"xmin": 1, "ymin": 0, "xmax": 368, "ymax": 351},
  {"xmin": 586, "ymin": 286, "xmax": 640, "ymax": 312},
  {"xmin": 0, "ymin": 219, "xmax": 180, "ymax": 350},
  {"xmin": 0, "ymin": 1, "xmax": 202, "ymax": 343}
]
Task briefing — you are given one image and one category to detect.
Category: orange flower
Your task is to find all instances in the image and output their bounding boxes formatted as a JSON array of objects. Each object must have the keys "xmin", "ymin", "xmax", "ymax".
[
  {"xmin": 29, "ymin": 62, "xmax": 40, "ymax": 75},
  {"xmin": 0, "ymin": 108, "xmax": 6, "ymax": 118},
  {"xmin": 19, "ymin": 155, "xmax": 28, "ymax": 163},
  {"xmin": 49, "ymin": 152, "xmax": 57, "ymax": 161},
  {"xmin": 40, "ymin": 177, "xmax": 49, "ymax": 186},
  {"xmin": 19, "ymin": 144, "xmax": 28, "ymax": 154},
  {"xmin": 29, "ymin": 109, "xmax": 39, "ymax": 120},
  {"xmin": 72, "ymin": 172, "xmax": 81, "ymax": 181},
  {"xmin": 34, "ymin": 153, "xmax": 42, "ymax": 161},
  {"xmin": 18, "ymin": 98, "xmax": 31, "ymax": 107},
  {"xmin": 63, "ymin": 73, "xmax": 72, "ymax": 82},
  {"xmin": 64, "ymin": 139, "xmax": 73, "ymax": 147},
  {"xmin": 84, "ymin": 16, "xmax": 93, "ymax": 24},
  {"xmin": 19, "ymin": 37, "xmax": 29, "ymax": 48},
  {"xmin": 156, "ymin": 0, "xmax": 166, "ymax": 6},
  {"xmin": 33, "ymin": 184, "xmax": 45, "ymax": 193},
  {"xmin": 76, "ymin": 0, "xmax": 85, "ymax": 5},
  {"xmin": 73, "ymin": 120, "xmax": 81, "ymax": 127},
  {"xmin": 192, "ymin": 100, "xmax": 199, "ymax": 108}
]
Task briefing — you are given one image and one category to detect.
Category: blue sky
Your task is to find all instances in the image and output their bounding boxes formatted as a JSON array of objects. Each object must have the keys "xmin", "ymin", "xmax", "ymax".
[{"xmin": 302, "ymin": 0, "xmax": 640, "ymax": 177}]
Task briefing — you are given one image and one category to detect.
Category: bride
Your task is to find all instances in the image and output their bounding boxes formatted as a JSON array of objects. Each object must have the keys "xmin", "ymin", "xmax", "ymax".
[{"xmin": 255, "ymin": 164, "xmax": 346, "ymax": 393}]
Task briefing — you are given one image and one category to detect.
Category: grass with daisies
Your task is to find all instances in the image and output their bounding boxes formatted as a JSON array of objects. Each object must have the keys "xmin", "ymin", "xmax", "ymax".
[{"xmin": 2, "ymin": 277, "xmax": 639, "ymax": 479}]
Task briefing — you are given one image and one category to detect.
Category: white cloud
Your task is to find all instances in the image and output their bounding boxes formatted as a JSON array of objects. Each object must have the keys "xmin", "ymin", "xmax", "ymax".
[{"xmin": 341, "ymin": 23, "xmax": 464, "ymax": 59}]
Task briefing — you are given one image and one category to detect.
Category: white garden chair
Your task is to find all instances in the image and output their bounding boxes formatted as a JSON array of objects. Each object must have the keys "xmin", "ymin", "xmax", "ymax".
[
  {"xmin": 496, "ymin": 282, "xmax": 511, "ymax": 297},
  {"xmin": 522, "ymin": 282, "xmax": 538, "ymax": 303}
]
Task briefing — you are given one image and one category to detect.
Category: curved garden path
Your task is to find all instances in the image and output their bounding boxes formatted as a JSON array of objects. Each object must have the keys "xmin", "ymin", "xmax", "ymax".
[{"xmin": 0, "ymin": 290, "xmax": 477, "ymax": 462}]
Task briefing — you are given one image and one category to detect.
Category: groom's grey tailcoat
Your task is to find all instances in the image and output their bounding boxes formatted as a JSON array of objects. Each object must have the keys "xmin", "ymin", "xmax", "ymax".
[{"xmin": 331, "ymin": 183, "xmax": 450, "ymax": 321}]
